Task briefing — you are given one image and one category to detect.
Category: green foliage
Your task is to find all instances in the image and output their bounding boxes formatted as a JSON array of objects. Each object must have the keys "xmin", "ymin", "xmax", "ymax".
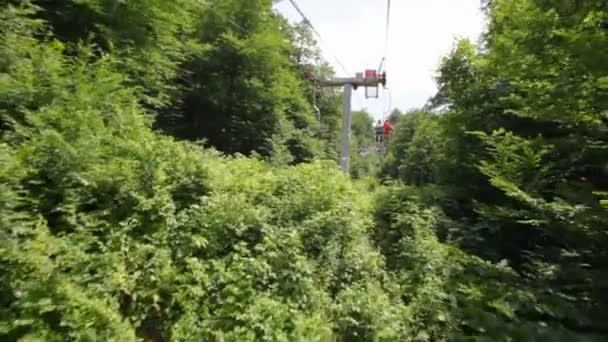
[
  {"xmin": 381, "ymin": 0, "xmax": 608, "ymax": 339},
  {"xmin": 4, "ymin": 0, "xmax": 608, "ymax": 340},
  {"xmin": 32, "ymin": 0, "xmax": 201, "ymax": 108},
  {"xmin": 0, "ymin": 7, "xmax": 408, "ymax": 339},
  {"xmin": 152, "ymin": 0, "xmax": 334, "ymax": 160},
  {"xmin": 380, "ymin": 110, "xmax": 446, "ymax": 186},
  {"xmin": 349, "ymin": 111, "xmax": 381, "ymax": 179},
  {"xmin": 373, "ymin": 186, "xmax": 608, "ymax": 341},
  {"xmin": 25, "ymin": 0, "xmax": 340, "ymax": 162}
]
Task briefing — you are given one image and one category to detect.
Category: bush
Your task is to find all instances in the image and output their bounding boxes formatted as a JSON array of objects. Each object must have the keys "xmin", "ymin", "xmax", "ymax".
[{"xmin": 0, "ymin": 14, "xmax": 405, "ymax": 338}]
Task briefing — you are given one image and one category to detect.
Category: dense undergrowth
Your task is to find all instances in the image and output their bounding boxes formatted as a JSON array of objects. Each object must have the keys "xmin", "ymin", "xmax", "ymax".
[
  {"xmin": 1, "ymin": 0, "xmax": 608, "ymax": 341},
  {"xmin": 0, "ymin": 8, "xmax": 381, "ymax": 339},
  {"xmin": 0, "ymin": 5, "xmax": 419, "ymax": 340}
]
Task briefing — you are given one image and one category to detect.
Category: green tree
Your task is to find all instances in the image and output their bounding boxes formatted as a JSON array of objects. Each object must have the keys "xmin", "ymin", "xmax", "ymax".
[
  {"xmin": 32, "ymin": 0, "xmax": 201, "ymax": 108},
  {"xmin": 382, "ymin": 0, "xmax": 608, "ymax": 337},
  {"xmin": 349, "ymin": 110, "xmax": 380, "ymax": 178},
  {"xmin": 387, "ymin": 108, "xmax": 403, "ymax": 125}
]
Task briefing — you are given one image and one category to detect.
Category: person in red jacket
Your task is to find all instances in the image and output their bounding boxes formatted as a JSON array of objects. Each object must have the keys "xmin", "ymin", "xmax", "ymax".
[{"xmin": 383, "ymin": 120, "xmax": 393, "ymax": 141}]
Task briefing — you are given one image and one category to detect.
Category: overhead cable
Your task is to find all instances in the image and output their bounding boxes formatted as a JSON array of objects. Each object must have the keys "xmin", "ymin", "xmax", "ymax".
[
  {"xmin": 287, "ymin": 0, "xmax": 352, "ymax": 76},
  {"xmin": 378, "ymin": 0, "xmax": 391, "ymax": 73},
  {"xmin": 384, "ymin": 0, "xmax": 391, "ymax": 58}
]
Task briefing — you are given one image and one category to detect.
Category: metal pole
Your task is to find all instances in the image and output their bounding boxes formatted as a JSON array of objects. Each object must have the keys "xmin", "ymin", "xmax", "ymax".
[
  {"xmin": 340, "ymin": 84, "xmax": 352, "ymax": 174},
  {"xmin": 312, "ymin": 89, "xmax": 321, "ymax": 127},
  {"xmin": 317, "ymin": 73, "xmax": 384, "ymax": 175}
]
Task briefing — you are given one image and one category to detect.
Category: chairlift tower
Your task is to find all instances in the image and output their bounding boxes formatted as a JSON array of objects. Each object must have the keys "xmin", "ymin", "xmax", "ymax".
[
  {"xmin": 310, "ymin": 70, "xmax": 386, "ymax": 174},
  {"xmin": 288, "ymin": 0, "xmax": 392, "ymax": 175}
]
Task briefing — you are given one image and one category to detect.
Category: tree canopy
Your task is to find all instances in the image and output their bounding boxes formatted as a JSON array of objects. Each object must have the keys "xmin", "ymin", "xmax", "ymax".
[{"xmin": 382, "ymin": 0, "xmax": 608, "ymax": 338}]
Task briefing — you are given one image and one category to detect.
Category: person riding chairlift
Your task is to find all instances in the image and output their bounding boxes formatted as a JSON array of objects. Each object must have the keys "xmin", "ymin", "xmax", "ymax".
[
  {"xmin": 375, "ymin": 120, "xmax": 384, "ymax": 143},
  {"xmin": 383, "ymin": 120, "xmax": 394, "ymax": 141}
]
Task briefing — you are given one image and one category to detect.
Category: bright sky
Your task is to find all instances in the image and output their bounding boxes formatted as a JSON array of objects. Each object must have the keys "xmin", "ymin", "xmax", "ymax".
[{"xmin": 273, "ymin": 0, "xmax": 486, "ymax": 120}]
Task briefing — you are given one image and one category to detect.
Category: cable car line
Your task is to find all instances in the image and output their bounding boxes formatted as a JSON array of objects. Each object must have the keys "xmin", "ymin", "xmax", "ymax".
[
  {"xmin": 287, "ymin": 0, "xmax": 352, "ymax": 76},
  {"xmin": 378, "ymin": 0, "xmax": 391, "ymax": 74},
  {"xmin": 287, "ymin": 0, "xmax": 365, "ymax": 128},
  {"xmin": 384, "ymin": 0, "xmax": 391, "ymax": 59},
  {"xmin": 286, "ymin": 0, "xmax": 392, "ymax": 173}
]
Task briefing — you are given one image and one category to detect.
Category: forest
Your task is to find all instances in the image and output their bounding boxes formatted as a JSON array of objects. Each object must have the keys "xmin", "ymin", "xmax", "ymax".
[{"xmin": 0, "ymin": 0, "xmax": 607, "ymax": 341}]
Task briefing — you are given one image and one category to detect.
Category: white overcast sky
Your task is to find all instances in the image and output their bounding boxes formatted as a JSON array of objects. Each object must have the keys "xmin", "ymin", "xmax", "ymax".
[{"xmin": 273, "ymin": 0, "xmax": 487, "ymax": 120}]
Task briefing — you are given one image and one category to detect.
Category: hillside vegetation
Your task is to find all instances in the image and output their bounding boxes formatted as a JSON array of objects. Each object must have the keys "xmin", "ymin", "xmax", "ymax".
[{"xmin": 1, "ymin": 0, "xmax": 607, "ymax": 341}]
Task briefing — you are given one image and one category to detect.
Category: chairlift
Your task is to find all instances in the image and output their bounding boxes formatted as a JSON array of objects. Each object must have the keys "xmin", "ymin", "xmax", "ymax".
[
  {"xmin": 375, "ymin": 120, "xmax": 385, "ymax": 143},
  {"xmin": 305, "ymin": 71, "xmax": 329, "ymax": 136}
]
